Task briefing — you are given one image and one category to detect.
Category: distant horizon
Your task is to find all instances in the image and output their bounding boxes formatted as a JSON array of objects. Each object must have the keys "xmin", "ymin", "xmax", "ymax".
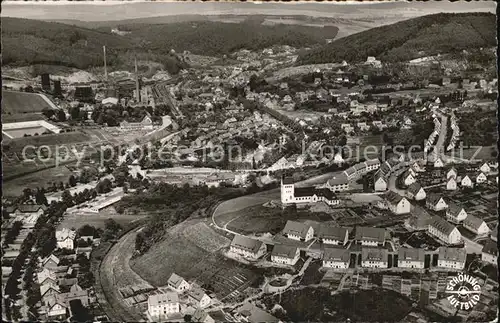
[{"xmin": 1, "ymin": 1, "xmax": 496, "ymax": 22}]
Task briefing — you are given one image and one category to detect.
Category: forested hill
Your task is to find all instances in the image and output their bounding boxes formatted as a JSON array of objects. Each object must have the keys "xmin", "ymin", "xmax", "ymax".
[
  {"xmin": 111, "ymin": 21, "xmax": 339, "ymax": 56},
  {"xmin": 297, "ymin": 12, "xmax": 496, "ymax": 64},
  {"xmin": 3, "ymin": 17, "xmax": 337, "ymax": 72},
  {"xmin": 2, "ymin": 17, "xmax": 136, "ymax": 68}
]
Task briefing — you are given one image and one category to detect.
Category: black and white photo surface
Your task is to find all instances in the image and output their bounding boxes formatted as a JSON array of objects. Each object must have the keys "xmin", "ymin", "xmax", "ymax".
[{"xmin": 1, "ymin": 1, "xmax": 498, "ymax": 322}]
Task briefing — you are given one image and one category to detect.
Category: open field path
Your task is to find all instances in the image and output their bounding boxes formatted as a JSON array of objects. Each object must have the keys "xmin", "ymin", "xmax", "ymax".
[{"xmin": 98, "ymin": 227, "xmax": 149, "ymax": 322}]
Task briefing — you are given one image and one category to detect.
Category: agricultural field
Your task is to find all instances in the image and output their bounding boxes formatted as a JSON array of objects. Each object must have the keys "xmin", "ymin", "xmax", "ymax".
[
  {"xmin": 130, "ymin": 219, "xmax": 259, "ymax": 301},
  {"xmin": 183, "ymin": 222, "xmax": 231, "ymax": 253},
  {"xmin": 2, "ymin": 90, "xmax": 55, "ymax": 114},
  {"xmin": 3, "ymin": 165, "xmax": 75, "ymax": 197},
  {"xmin": 57, "ymin": 207, "xmax": 149, "ymax": 230},
  {"xmin": 3, "ymin": 131, "xmax": 95, "ymax": 152}
]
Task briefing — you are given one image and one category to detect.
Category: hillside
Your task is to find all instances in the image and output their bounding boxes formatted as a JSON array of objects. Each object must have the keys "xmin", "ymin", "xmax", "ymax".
[
  {"xmin": 3, "ymin": 17, "xmax": 337, "ymax": 72},
  {"xmin": 297, "ymin": 12, "xmax": 496, "ymax": 64},
  {"xmin": 111, "ymin": 20, "xmax": 338, "ymax": 56}
]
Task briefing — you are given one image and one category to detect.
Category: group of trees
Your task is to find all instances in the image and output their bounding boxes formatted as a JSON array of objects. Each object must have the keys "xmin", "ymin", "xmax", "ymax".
[{"xmin": 298, "ymin": 12, "xmax": 495, "ymax": 65}]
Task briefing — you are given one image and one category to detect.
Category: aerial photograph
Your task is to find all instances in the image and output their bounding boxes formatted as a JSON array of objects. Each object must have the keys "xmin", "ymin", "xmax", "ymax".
[{"xmin": 1, "ymin": 0, "xmax": 498, "ymax": 322}]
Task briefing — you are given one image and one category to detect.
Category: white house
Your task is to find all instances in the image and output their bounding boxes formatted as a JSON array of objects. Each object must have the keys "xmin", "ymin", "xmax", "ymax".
[
  {"xmin": 188, "ymin": 289, "xmax": 211, "ymax": 308},
  {"xmin": 385, "ymin": 191, "xmax": 411, "ymax": 215},
  {"xmin": 481, "ymin": 240, "xmax": 498, "ymax": 265},
  {"xmin": 271, "ymin": 245, "xmax": 300, "ymax": 266},
  {"xmin": 45, "ymin": 295, "xmax": 68, "ymax": 320},
  {"xmin": 461, "ymin": 175, "xmax": 473, "ymax": 188},
  {"xmin": 56, "ymin": 229, "xmax": 76, "ymax": 250},
  {"xmin": 446, "ymin": 177, "xmax": 457, "ymax": 191},
  {"xmin": 397, "ymin": 248, "xmax": 425, "ymax": 269},
  {"xmin": 437, "ymin": 247, "xmax": 466, "ymax": 270},
  {"xmin": 355, "ymin": 227, "xmax": 386, "ymax": 246},
  {"xmin": 434, "ymin": 158, "xmax": 444, "ymax": 168},
  {"xmin": 406, "ymin": 183, "xmax": 426, "ymax": 201},
  {"xmin": 148, "ymin": 292, "xmax": 180, "ymax": 318},
  {"xmin": 38, "ymin": 268, "xmax": 57, "ymax": 286},
  {"xmin": 41, "ymin": 254, "xmax": 60, "ymax": 270},
  {"xmin": 447, "ymin": 167, "xmax": 458, "ymax": 179},
  {"xmin": 463, "ymin": 214, "xmax": 490, "ymax": 235},
  {"xmin": 192, "ymin": 308, "xmax": 215, "ymax": 323},
  {"xmin": 479, "ymin": 162, "xmax": 491, "ymax": 174},
  {"xmin": 361, "ymin": 248, "xmax": 388, "ymax": 268},
  {"xmin": 446, "ymin": 203, "xmax": 467, "ymax": 224},
  {"xmin": 318, "ymin": 227, "xmax": 349, "ymax": 245},
  {"xmin": 374, "ymin": 172, "xmax": 388, "ymax": 191},
  {"xmin": 426, "ymin": 193, "xmax": 448, "ymax": 211},
  {"xmin": 476, "ymin": 172, "xmax": 487, "ymax": 184},
  {"xmin": 428, "ymin": 217, "xmax": 462, "ymax": 245},
  {"xmin": 283, "ymin": 220, "xmax": 314, "ymax": 242},
  {"xmin": 325, "ymin": 174, "xmax": 350, "ymax": 192},
  {"xmin": 323, "ymin": 248, "xmax": 349, "ymax": 269},
  {"xmin": 167, "ymin": 273, "xmax": 190, "ymax": 293},
  {"xmin": 365, "ymin": 159, "xmax": 381, "ymax": 172},
  {"xmin": 402, "ymin": 170, "xmax": 416, "ymax": 186},
  {"xmin": 230, "ymin": 235, "xmax": 267, "ymax": 259}
]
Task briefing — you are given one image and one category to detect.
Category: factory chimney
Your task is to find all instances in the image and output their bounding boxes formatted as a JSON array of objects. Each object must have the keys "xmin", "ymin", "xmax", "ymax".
[
  {"xmin": 135, "ymin": 57, "xmax": 141, "ymax": 102},
  {"xmin": 103, "ymin": 45, "xmax": 108, "ymax": 81}
]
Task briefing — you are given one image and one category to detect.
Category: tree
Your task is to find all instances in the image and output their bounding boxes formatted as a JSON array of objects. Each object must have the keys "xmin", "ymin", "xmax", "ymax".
[
  {"xmin": 68, "ymin": 175, "xmax": 78, "ymax": 187},
  {"xmin": 57, "ymin": 109, "xmax": 67, "ymax": 122},
  {"xmin": 96, "ymin": 179, "xmax": 112, "ymax": 194},
  {"xmin": 35, "ymin": 189, "xmax": 48, "ymax": 206},
  {"xmin": 62, "ymin": 190, "xmax": 74, "ymax": 207}
]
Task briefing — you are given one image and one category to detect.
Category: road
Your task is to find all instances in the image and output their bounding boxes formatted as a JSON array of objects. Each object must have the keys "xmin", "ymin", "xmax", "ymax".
[
  {"xmin": 431, "ymin": 110, "xmax": 448, "ymax": 160},
  {"xmin": 97, "ymin": 227, "xmax": 150, "ymax": 322}
]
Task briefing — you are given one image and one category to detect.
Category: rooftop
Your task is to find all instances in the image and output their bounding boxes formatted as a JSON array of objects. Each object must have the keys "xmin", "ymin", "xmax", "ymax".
[
  {"xmin": 398, "ymin": 247, "xmax": 425, "ymax": 262},
  {"xmin": 283, "ymin": 220, "xmax": 312, "ymax": 239},
  {"xmin": 230, "ymin": 235, "xmax": 265, "ymax": 254},
  {"xmin": 148, "ymin": 292, "xmax": 179, "ymax": 306},
  {"xmin": 271, "ymin": 244, "xmax": 298, "ymax": 259},
  {"xmin": 355, "ymin": 227, "xmax": 386, "ymax": 243},
  {"xmin": 361, "ymin": 247, "xmax": 388, "ymax": 261},
  {"xmin": 438, "ymin": 247, "xmax": 466, "ymax": 262},
  {"xmin": 429, "ymin": 217, "xmax": 457, "ymax": 236}
]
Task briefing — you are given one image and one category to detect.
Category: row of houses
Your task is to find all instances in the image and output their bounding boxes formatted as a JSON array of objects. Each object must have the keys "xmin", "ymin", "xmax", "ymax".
[
  {"xmin": 325, "ymin": 159, "xmax": 382, "ymax": 192},
  {"xmin": 148, "ymin": 273, "xmax": 212, "ymax": 320},
  {"xmin": 37, "ymin": 254, "xmax": 89, "ymax": 320}
]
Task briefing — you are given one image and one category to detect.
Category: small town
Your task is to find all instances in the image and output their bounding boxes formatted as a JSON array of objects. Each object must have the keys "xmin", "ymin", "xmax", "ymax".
[{"xmin": 1, "ymin": 2, "xmax": 498, "ymax": 323}]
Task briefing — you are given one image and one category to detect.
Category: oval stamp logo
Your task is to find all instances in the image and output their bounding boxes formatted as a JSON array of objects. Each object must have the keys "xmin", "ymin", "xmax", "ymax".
[{"xmin": 445, "ymin": 273, "xmax": 482, "ymax": 310}]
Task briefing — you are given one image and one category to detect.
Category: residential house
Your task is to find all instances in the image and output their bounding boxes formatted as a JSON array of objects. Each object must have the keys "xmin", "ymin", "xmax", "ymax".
[
  {"xmin": 446, "ymin": 177, "xmax": 457, "ymax": 191},
  {"xmin": 341, "ymin": 123, "xmax": 354, "ymax": 134},
  {"xmin": 426, "ymin": 193, "xmax": 448, "ymax": 211},
  {"xmin": 318, "ymin": 227, "xmax": 349, "ymax": 245},
  {"xmin": 402, "ymin": 170, "xmax": 416, "ymax": 186},
  {"xmin": 192, "ymin": 308, "xmax": 215, "ymax": 323},
  {"xmin": 188, "ymin": 288, "xmax": 211, "ymax": 308},
  {"xmin": 271, "ymin": 245, "xmax": 300, "ymax": 266},
  {"xmin": 428, "ymin": 217, "xmax": 462, "ymax": 245},
  {"xmin": 5, "ymin": 204, "xmax": 47, "ymax": 218},
  {"xmin": 406, "ymin": 183, "xmax": 426, "ymax": 201},
  {"xmin": 64, "ymin": 284, "xmax": 89, "ymax": 307},
  {"xmin": 45, "ymin": 295, "xmax": 68, "ymax": 320},
  {"xmin": 323, "ymin": 248, "xmax": 350, "ymax": 269},
  {"xmin": 385, "ymin": 191, "xmax": 411, "ymax": 215},
  {"xmin": 463, "ymin": 214, "xmax": 490, "ymax": 235},
  {"xmin": 446, "ymin": 203, "xmax": 468, "ymax": 224},
  {"xmin": 42, "ymin": 254, "xmax": 60, "ymax": 270},
  {"xmin": 479, "ymin": 162, "xmax": 491, "ymax": 174},
  {"xmin": 481, "ymin": 240, "xmax": 498, "ymax": 265},
  {"xmin": 38, "ymin": 268, "xmax": 57, "ymax": 286},
  {"xmin": 357, "ymin": 122, "xmax": 370, "ymax": 132},
  {"xmin": 437, "ymin": 247, "xmax": 466, "ymax": 270},
  {"xmin": 361, "ymin": 248, "xmax": 388, "ymax": 268},
  {"xmin": 434, "ymin": 158, "xmax": 444, "ymax": 168},
  {"xmin": 476, "ymin": 172, "xmax": 487, "ymax": 184},
  {"xmin": 461, "ymin": 175, "xmax": 473, "ymax": 188},
  {"xmin": 397, "ymin": 248, "xmax": 425, "ymax": 269},
  {"xmin": 236, "ymin": 302, "xmax": 281, "ymax": 323},
  {"xmin": 325, "ymin": 173, "xmax": 350, "ymax": 192},
  {"xmin": 374, "ymin": 172, "xmax": 388, "ymax": 191},
  {"xmin": 365, "ymin": 159, "xmax": 381, "ymax": 172},
  {"xmin": 282, "ymin": 220, "xmax": 314, "ymax": 242},
  {"xmin": 56, "ymin": 229, "xmax": 76, "ymax": 250},
  {"xmin": 410, "ymin": 160, "xmax": 425, "ymax": 173},
  {"xmin": 355, "ymin": 227, "xmax": 386, "ymax": 246},
  {"xmin": 167, "ymin": 273, "xmax": 190, "ymax": 293},
  {"xmin": 148, "ymin": 292, "xmax": 180, "ymax": 318},
  {"xmin": 229, "ymin": 235, "xmax": 267, "ymax": 259},
  {"xmin": 447, "ymin": 167, "xmax": 458, "ymax": 179},
  {"xmin": 40, "ymin": 283, "xmax": 60, "ymax": 299}
]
